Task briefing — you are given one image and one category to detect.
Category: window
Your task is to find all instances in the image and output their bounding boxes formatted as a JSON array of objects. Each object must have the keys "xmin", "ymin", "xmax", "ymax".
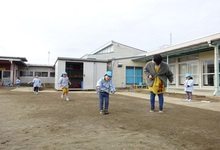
[
  {"xmin": 188, "ymin": 61, "xmax": 199, "ymax": 85},
  {"xmin": 3, "ymin": 71, "xmax": 10, "ymax": 78},
  {"xmin": 169, "ymin": 64, "xmax": 176, "ymax": 85},
  {"xmin": 126, "ymin": 67, "xmax": 143, "ymax": 85},
  {"xmin": 35, "ymin": 72, "xmax": 48, "ymax": 77},
  {"xmin": 42, "ymin": 72, "xmax": 48, "ymax": 77},
  {"xmin": 203, "ymin": 60, "xmax": 220, "ymax": 86},
  {"xmin": 178, "ymin": 61, "xmax": 198, "ymax": 85},
  {"xmin": 50, "ymin": 72, "xmax": 55, "ymax": 77},
  {"xmin": 20, "ymin": 71, "xmax": 33, "ymax": 77},
  {"xmin": 179, "ymin": 63, "xmax": 187, "ymax": 85},
  {"xmin": 35, "ymin": 72, "xmax": 42, "ymax": 76}
]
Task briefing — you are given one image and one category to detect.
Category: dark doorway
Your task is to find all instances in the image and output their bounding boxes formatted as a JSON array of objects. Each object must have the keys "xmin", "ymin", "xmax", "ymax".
[{"xmin": 66, "ymin": 62, "xmax": 83, "ymax": 88}]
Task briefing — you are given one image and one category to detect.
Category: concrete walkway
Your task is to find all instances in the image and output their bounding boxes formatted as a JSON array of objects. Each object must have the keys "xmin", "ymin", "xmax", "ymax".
[
  {"xmin": 116, "ymin": 91, "xmax": 220, "ymax": 112},
  {"xmin": 11, "ymin": 87, "xmax": 220, "ymax": 112}
]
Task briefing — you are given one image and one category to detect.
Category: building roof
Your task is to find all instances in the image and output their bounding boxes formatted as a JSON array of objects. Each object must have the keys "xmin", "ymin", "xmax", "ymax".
[
  {"xmin": 26, "ymin": 64, "xmax": 54, "ymax": 68},
  {"xmin": 0, "ymin": 56, "xmax": 28, "ymax": 67},
  {"xmin": 54, "ymin": 57, "xmax": 108, "ymax": 66},
  {"xmin": 89, "ymin": 40, "xmax": 146, "ymax": 55},
  {"xmin": 132, "ymin": 33, "xmax": 220, "ymax": 62}
]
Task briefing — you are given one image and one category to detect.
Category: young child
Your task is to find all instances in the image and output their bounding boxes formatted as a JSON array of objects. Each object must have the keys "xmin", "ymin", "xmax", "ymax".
[
  {"xmin": 28, "ymin": 74, "xmax": 41, "ymax": 94},
  {"xmin": 96, "ymin": 71, "xmax": 116, "ymax": 115},
  {"xmin": 59, "ymin": 71, "xmax": 71, "ymax": 101},
  {"xmin": 15, "ymin": 77, "xmax": 21, "ymax": 88},
  {"xmin": 184, "ymin": 73, "xmax": 194, "ymax": 102}
]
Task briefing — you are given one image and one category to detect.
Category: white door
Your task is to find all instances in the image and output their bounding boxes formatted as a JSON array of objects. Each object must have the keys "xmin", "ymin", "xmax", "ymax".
[{"xmin": 83, "ymin": 62, "xmax": 94, "ymax": 89}]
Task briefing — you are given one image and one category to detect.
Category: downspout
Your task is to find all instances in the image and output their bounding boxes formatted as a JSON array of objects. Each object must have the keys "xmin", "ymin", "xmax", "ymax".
[{"xmin": 209, "ymin": 42, "xmax": 220, "ymax": 96}]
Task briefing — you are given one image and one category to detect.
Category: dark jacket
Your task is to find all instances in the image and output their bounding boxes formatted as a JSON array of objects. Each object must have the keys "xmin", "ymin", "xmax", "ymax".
[{"xmin": 144, "ymin": 61, "xmax": 173, "ymax": 87}]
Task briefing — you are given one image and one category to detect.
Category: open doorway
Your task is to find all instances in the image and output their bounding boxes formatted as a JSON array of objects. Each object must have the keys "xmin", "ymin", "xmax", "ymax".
[
  {"xmin": 66, "ymin": 62, "xmax": 83, "ymax": 89},
  {"xmin": 0, "ymin": 71, "xmax": 2, "ymax": 85}
]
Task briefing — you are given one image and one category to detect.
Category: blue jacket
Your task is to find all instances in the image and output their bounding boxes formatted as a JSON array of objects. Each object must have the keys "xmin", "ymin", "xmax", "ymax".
[{"xmin": 96, "ymin": 77, "xmax": 116, "ymax": 94}]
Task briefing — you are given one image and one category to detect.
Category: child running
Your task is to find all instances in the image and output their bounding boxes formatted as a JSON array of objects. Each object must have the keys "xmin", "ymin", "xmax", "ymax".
[
  {"xmin": 96, "ymin": 71, "xmax": 116, "ymax": 115},
  {"xmin": 28, "ymin": 74, "xmax": 41, "ymax": 94},
  {"xmin": 59, "ymin": 71, "xmax": 71, "ymax": 101}
]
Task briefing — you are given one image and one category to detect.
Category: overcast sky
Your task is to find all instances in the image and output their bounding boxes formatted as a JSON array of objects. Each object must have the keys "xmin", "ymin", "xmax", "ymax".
[{"xmin": 0, "ymin": 0, "xmax": 220, "ymax": 65}]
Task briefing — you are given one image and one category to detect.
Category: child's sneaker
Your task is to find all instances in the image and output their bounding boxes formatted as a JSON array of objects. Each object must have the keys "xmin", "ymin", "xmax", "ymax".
[
  {"xmin": 188, "ymin": 99, "xmax": 192, "ymax": 102},
  {"xmin": 104, "ymin": 109, "xmax": 109, "ymax": 114},
  {"xmin": 184, "ymin": 99, "xmax": 189, "ymax": 102},
  {"xmin": 61, "ymin": 94, "xmax": 64, "ymax": 98},
  {"xmin": 159, "ymin": 110, "xmax": 164, "ymax": 113},
  {"xmin": 100, "ymin": 110, "xmax": 105, "ymax": 115},
  {"xmin": 66, "ymin": 97, "xmax": 69, "ymax": 101},
  {"xmin": 150, "ymin": 110, "xmax": 155, "ymax": 113}
]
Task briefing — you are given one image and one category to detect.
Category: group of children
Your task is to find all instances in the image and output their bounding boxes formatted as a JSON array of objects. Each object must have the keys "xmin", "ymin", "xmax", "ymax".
[
  {"xmin": 58, "ymin": 69, "xmax": 193, "ymax": 115},
  {"xmin": 58, "ymin": 71, "xmax": 116, "ymax": 115},
  {"xmin": 14, "ymin": 61, "xmax": 193, "ymax": 115}
]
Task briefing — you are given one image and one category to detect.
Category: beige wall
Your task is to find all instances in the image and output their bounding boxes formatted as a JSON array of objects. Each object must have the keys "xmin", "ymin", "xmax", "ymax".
[
  {"xmin": 111, "ymin": 50, "xmax": 219, "ymax": 89},
  {"xmin": 168, "ymin": 50, "xmax": 218, "ymax": 89},
  {"xmin": 199, "ymin": 50, "xmax": 215, "ymax": 60},
  {"xmin": 19, "ymin": 66, "xmax": 55, "ymax": 84},
  {"xmin": 111, "ymin": 58, "xmax": 146, "ymax": 88},
  {"xmin": 94, "ymin": 43, "xmax": 145, "ymax": 60}
]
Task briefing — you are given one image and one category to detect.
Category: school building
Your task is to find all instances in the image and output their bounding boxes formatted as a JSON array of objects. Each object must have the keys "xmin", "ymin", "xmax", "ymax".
[
  {"xmin": 0, "ymin": 33, "xmax": 219, "ymax": 95},
  {"xmin": 0, "ymin": 56, "xmax": 55, "ymax": 87}
]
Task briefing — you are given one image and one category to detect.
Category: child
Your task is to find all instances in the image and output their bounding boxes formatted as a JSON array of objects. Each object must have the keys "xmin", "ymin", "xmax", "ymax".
[
  {"xmin": 59, "ymin": 71, "xmax": 71, "ymax": 101},
  {"xmin": 28, "ymin": 74, "xmax": 41, "ymax": 94},
  {"xmin": 15, "ymin": 77, "xmax": 21, "ymax": 88},
  {"xmin": 96, "ymin": 71, "xmax": 116, "ymax": 115},
  {"xmin": 184, "ymin": 73, "xmax": 194, "ymax": 102}
]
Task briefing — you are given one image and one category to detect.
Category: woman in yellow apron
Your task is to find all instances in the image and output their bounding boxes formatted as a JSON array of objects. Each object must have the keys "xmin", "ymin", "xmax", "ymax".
[{"xmin": 144, "ymin": 54, "xmax": 173, "ymax": 113}]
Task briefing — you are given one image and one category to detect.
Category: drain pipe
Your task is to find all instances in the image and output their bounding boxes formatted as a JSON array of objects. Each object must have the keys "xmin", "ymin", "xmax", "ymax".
[{"xmin": 208, "ymin": 42, "xmax": 220, "ymax": 96}]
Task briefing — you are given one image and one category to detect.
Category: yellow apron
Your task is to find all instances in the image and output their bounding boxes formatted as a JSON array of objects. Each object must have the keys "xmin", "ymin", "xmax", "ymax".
[{"xmin": 148, "ymin": 65, "xmax": 165, "ymax": 94}]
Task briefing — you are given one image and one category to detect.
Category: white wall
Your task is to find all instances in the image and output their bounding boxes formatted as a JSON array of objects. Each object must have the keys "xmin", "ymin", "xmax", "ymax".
[
  {"xmin": 54, "ymin": 59, "xmax": 107, "ymax": 90},
  {"xmin": 55, "ymin": 60, "xmax": 65, "ymax": 90}
]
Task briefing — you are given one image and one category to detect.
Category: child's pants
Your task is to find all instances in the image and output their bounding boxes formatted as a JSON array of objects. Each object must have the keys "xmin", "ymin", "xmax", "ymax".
[
  {"xmin": 99, "ymin": 91, "xmax": 109, "ymax": 110},
  {"xmin": 34, "ymin": 87, "xmax": 39, "ymax": 92},
  {"xmin": 186, "ymin": 92, "xmax": 192, "ymax": 99}
]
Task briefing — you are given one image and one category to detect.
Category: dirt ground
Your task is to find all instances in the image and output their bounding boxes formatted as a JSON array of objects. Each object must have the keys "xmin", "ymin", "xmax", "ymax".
[{"xmin": 0, "ymin": 87, "xmax": 220, "ymax": 150}]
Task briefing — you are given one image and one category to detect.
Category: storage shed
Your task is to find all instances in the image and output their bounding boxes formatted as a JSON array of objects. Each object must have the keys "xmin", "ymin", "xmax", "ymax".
[{"xmin": 54, "ymin": 57, "xmax": 107, "ymax": 90}]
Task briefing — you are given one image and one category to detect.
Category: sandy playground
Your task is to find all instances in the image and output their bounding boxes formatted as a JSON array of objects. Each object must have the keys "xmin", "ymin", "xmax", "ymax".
[{"xmin": 0, "ymin": 87, "xmax": 220, "ymax": 150}]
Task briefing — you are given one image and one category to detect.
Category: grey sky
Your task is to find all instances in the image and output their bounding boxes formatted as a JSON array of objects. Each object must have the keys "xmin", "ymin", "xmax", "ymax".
[{"xmin": 0, "ymin": 0, "xmax": 220, "ymax": 64}]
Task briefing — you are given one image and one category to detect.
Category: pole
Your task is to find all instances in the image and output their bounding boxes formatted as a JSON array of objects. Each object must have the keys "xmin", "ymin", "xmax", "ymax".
[
  {"xmin": 209, "ymin": 43, "xmax": 220, "ymax": 96},
  {"xmin": 170, "ymin": 33, "xmax": 172, "ymax": 45},
  {"xmin": 48, "ymin": 51, "xmax": 50, "ymax": 65}
]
